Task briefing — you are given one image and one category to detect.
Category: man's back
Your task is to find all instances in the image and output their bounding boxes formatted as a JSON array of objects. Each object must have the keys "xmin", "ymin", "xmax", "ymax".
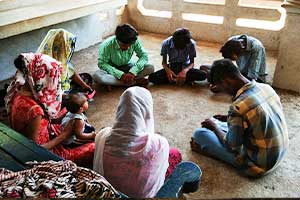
[
  {"xmin": 228, "ymin": 81, "xmax": 289, "ymax": 176},
  {"xmin": 230, "ymin": 35, "xmax": 266, "ymax": 81}
]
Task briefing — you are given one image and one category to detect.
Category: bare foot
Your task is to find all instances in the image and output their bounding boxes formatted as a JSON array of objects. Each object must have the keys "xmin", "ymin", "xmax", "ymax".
[
  {"xmin": 190, "ymin": 138, "xmax": 203, "ymax": 153},
  {"xmin": 190, "ymin": 138, "xmax": 211, "ymax": 157}
]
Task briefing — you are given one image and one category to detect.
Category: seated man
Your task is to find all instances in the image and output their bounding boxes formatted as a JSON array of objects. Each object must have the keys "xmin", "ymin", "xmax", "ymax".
[
  {"xmin": 148, "ymin": 28, "xmax": 206, "ymax": 85},
  {"xmin": 93, "ymin": 24, "xmax": 154, "ymax": 86},
  {"xmin": 191, "ymin": 59, "xmax": 288, "ymax": 177},
  {"xmin": 202, "ymin": 35, "xmax": 267, "ymax": 92},
  {"xmin": 220, "ymin": 35, "xmax": 267, "ymax": 83}
]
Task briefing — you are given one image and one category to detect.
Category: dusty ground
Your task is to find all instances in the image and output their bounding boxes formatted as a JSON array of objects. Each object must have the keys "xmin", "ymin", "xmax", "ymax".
[{"xmin": 72, "ymin": 32, "xmax": 300, "ymax": 198}]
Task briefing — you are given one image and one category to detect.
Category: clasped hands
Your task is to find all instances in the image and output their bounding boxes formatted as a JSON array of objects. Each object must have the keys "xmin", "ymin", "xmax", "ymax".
[
  {"xmin": 166, "ymin": 68, "xmax": 188, "ymax": 86},
  {"xmin": 120, "ymin": 72, "xmax": 136, "ymax": 85}
]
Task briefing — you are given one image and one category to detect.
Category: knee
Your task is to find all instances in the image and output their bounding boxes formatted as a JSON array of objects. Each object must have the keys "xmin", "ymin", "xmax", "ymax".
[
  {"xmin": 144, "ymin": 64, "xmax": 155, "ymax": 74},
  {"xmin": 93, "ymin": 71, "xmax": 101, "ymax": 83},
  {"xmin": 192, "ymin": 128, "xmax": 212, "ymax": 144},
  {"xmin": 148, "ymin": 72, "xmax": 155, "ymax": 83}
]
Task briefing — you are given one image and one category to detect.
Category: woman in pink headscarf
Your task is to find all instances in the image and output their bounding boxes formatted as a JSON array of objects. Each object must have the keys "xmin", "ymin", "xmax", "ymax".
[
  {"xmin": 93, "ymin": 86, "xmax": 181, "ymax": 198},
  {"xmin": 5, "ymin": 53, "xmax": 94, "ymax": 167}
]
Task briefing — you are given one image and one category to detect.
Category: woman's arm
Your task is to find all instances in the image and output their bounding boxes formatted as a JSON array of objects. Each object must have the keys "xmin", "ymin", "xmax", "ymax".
[
  {"xmin": 24, "ymin": 115, "xmax": 42, "ymax": 141},
  {"xmin": 24, "ymin": 114, "xmax": 72, "ymax": 150}
]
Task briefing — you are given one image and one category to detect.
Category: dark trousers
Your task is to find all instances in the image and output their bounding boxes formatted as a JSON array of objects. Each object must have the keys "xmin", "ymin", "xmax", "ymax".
[{"xmin": 149, "ymin": 62, "xmax": 206, "ymax": 85}]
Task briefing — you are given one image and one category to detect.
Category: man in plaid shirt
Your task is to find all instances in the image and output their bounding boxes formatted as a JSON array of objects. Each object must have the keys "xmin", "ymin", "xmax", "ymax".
[{"xmin": 191, "ymin": 59, "xmax": 288, "ymax": 177}]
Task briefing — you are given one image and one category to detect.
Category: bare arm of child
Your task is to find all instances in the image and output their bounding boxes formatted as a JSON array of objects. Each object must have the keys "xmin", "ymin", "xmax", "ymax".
[{"xmin": 73, "ymin": 119, "xmax": 96, "ymax": 140}]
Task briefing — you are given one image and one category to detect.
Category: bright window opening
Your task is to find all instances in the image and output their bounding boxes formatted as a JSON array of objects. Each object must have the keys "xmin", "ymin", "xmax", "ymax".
[
  {"xmin": 137, "ymin": 0, "xmax": 172, "ymax": 18},
  {"xmin": 236, "ymin": 7, "xmax": 286, "ymax": 31},
  {"xmin": 184, "ymin": 0, "xmax": 225, "ymax": 5},
  {"xmin": 238, "ymin": 0, "xmax": 284, "ymax": 9},
  {"xmin": 182, "ymin": 13, "xmax": 224, "ymax": 24}
]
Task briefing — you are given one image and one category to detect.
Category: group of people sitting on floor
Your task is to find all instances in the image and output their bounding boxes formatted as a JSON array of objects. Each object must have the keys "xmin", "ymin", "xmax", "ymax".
[{"xmin": 2, "ymin": 23, "xmax": 288, "ymax": 198}]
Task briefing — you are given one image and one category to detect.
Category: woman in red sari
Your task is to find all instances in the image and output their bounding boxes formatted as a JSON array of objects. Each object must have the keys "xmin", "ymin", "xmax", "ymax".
[{"xmin": 5, "ymin": 53, "xmax": 94, "ymax": 167}]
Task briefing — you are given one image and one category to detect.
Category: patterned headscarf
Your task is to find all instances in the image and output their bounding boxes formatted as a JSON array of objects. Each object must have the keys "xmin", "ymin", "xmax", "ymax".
[
  {"xmin": 5, "ymin": 53, "xmax": 63, "ymax": 119},
  {"xmin": 37, "ymin": 29, "xmax": 76, "ymax": 91}
]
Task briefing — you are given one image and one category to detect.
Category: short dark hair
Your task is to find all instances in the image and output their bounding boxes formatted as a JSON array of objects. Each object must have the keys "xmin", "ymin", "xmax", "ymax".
[
  {"xmin": 220, "ymin": 39, "xmax": 243, "ymax": 58},
  {"xmin": 115, "ymin": 24, "xmax": 138, "ymax": 44},
  {"xmin": 172, "ymin": 28, "xmax": 192, "ymax": 49},
  {"xmin": 209, "ymin": 59, "xmax": 240, "ymax": 85},
  {"xmin": 14, "ymin": 55, "xmax": 26, "ymax": 71},
  {"xmin": 65, "ymin": 93, "xmax": 87, "ymax": 113}
]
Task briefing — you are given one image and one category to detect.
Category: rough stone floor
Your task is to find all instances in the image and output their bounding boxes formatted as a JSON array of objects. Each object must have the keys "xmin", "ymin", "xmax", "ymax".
[{"xmin": 72, "ymin": 32, "xmax": 300, "ymax": 198}]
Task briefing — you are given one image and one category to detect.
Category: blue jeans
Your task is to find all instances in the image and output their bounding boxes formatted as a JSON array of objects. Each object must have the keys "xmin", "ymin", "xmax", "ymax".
[{"xmin": 192, "ymin": 128, "xmax": 238, "ymax": 167}]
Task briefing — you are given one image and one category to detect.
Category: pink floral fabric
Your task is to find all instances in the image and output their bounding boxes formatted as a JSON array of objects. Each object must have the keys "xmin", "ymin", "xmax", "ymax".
[{"xmin": 5, "ymin": 53, "xmax": 63, "ymax": 119}]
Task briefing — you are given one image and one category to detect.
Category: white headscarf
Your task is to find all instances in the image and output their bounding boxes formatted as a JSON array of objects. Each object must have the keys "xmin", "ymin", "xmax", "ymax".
[{"xmin": 93, "ymin": 87, "xmax": 169, "ymax": 198}]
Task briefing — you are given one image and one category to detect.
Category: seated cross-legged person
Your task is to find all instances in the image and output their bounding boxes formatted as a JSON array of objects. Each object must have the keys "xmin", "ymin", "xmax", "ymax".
[
  {"xmin": 5, "ymin": 53, "xmax": 95, "ymax": 167},
  {"xmin": 191, "ymin": 59, "xmax": 289, "ymax": 177},
  {"xmin": 93, "ymin": 24, "xmax": 154, "ymax": 87},
  {"xmin": 202, "ymin": 34, "xmax": 267, "ymax": 93},
  {"xmin": 93, "ymin": 87, "xmax": 182, "ymax": 198},
  {"xmin": 149, "ymin": 28, "xmax": 207, "ymax": 85},
  {"xmin": 37, "ymin": 29, "xmax": 94, "ymax": 95}
]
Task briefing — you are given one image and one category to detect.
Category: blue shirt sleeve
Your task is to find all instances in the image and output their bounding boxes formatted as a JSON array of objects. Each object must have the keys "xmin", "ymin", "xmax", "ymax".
[
  {"xmin": 189, "ymin": 42, "xmax": 196, "ymax": 59},
  {"xmin": 160, "ymin": 39, "xmax": 169, "ymax": 56}
]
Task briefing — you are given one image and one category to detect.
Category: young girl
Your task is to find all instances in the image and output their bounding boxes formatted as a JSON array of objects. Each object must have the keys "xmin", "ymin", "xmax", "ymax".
[{"xmin": 62, "ymin": 93, "xmax": 96, "ymax": 145}]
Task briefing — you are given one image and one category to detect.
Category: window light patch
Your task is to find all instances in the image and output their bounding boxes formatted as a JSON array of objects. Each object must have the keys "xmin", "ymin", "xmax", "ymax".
[
  {"xmin": 183, "ymin": 0, "xmax": 225, "ymax": 5},
  {"xmin": 182, "ymin": 13, "xmax": 224, "ymax": 24},
  {"xmin": 116, "ymin": 6, "xmax": 125, "ymax": 16},
  {"xmin": 137, "ymin": 0, "xmax": 172, "ymax": 18},
  {"xmin": 96, "ymin": 12, "xmax": 108, "ymax": 21},
  {"xmin": 236, "ymin": 7, "xmax": 286, "ymax": 31},
  {"xmin": 238, "ymin": 0, "xmax": 284, "ymax": 9}
]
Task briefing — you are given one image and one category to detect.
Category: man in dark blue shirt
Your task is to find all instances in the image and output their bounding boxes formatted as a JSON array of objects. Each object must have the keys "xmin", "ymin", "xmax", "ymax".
[{"xmin": 149, "ymin": 28, "xmax": 207, "ymax": 85}]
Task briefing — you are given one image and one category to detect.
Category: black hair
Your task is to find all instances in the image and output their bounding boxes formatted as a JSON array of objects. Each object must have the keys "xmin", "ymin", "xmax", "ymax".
[
  {"xmin": 172, "ymin": 28, "xmax": 192, "ymax": 49},
  {"xmin": 115, "ymin": 24, "xmax": 138, "ymax": 44},
  {"xmin": 65, "ymin": 93, "xmax": 87, "ymax": 113},
  {"xmin": 209, "ymin": 59, "xmax": 240, "ymax": 85},
  {"xmin": 220, "ymin": 39, "xmax": 243, "ymax": 59},
  {"xmin": 14, "ymin": 55, "xmax": 26, "ymax": 71}
]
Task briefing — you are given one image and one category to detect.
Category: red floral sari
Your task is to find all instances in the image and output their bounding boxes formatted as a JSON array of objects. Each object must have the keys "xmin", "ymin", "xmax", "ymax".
[{"xmin": 10, "ymin": 92, "xmax": 94, "ymax": 167}]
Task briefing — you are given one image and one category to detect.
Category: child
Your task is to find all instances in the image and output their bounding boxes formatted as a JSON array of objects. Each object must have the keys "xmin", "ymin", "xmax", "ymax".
[
  {"xmin": 61, "ymin": 93, "xmax": 96, "ymax": 145},
  {"xmin": 149, "ymin": 28, "xmax": 207, "ymax": 85}
]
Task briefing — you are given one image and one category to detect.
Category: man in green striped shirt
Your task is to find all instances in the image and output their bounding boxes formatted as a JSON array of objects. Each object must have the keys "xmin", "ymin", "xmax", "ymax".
[{"xmin": 93, "ymin": 24, "xmax": 154, "ymax": 86}]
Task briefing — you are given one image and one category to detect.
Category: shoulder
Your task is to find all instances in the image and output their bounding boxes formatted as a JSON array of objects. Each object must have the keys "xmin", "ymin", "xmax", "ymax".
[
  {"xmin": 13, "ymin": 94, "xmax": 44, "ymax": 114},
  {"xmin": 232, "ymin": 83, "xmax": 277, "ymax": 115},
  {"xmin": 248, "ymin": 36, "xmax": 264, "ymax": 49},
  {"xmin": 162, "ymin": 36, "xmax": 172, "ymax": 47},
  {"xmin": 132, "ymin": 37, "xmax": 144, "ymax": 47},
  {"xmin": 100, "ymin": 36, "xmax": 116, "ymax": 48},
  {"xmin": 189, "ymin": 39, "xmax": 196, "ymax": 48}
]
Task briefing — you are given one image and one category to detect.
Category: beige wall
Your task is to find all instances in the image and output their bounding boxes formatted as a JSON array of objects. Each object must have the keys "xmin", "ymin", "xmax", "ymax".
[
  {"xmin": 127, "ymin": 0, "xmax": 285, "ymax": 50},
  {"xmin": 273, "ymin": 0, "xmax": 300, "ymax": 93},
  {"xmin": 0, "ymin": 0, "xmax": 128, "ymax": 82}
]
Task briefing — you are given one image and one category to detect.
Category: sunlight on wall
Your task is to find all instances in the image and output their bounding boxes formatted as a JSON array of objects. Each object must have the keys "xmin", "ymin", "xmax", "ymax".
[
  {"xmin": 237, "ymin": 0, "xmax": 285, "ymax": 31},
  {"xmin": 137, "ymin": 0, "xmax": 172, "ymax": 18},
  {"xmin": 236, "ymin": 8, "xmax": 286, "ymax": 31},
  {"xmin": 239, "ymin": 0, "xmax": 283, "ymax": 9},
  {"xmin": 182, "ymin": 13, "xmax": 224, "ymax": 24},
  {"xmin": 116, "ymin": 5, "xmax": 125, "ymax": 16},
  {"xmin": 96, "ymin": 12, "xmax": 108, "ymax": 21},
  {"xmin": 136, "ymin": 0, "xmax": 285, "ymax": 30},
  {"xmin": 184, "ymin": 0, "xmax": 225, "ymax": 5}
]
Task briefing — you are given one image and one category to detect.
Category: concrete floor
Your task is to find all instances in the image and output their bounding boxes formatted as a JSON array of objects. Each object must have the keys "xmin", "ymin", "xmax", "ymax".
[{"xmin": 72, "ymin": 32, "xmax": 300, "ymax": 198}]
